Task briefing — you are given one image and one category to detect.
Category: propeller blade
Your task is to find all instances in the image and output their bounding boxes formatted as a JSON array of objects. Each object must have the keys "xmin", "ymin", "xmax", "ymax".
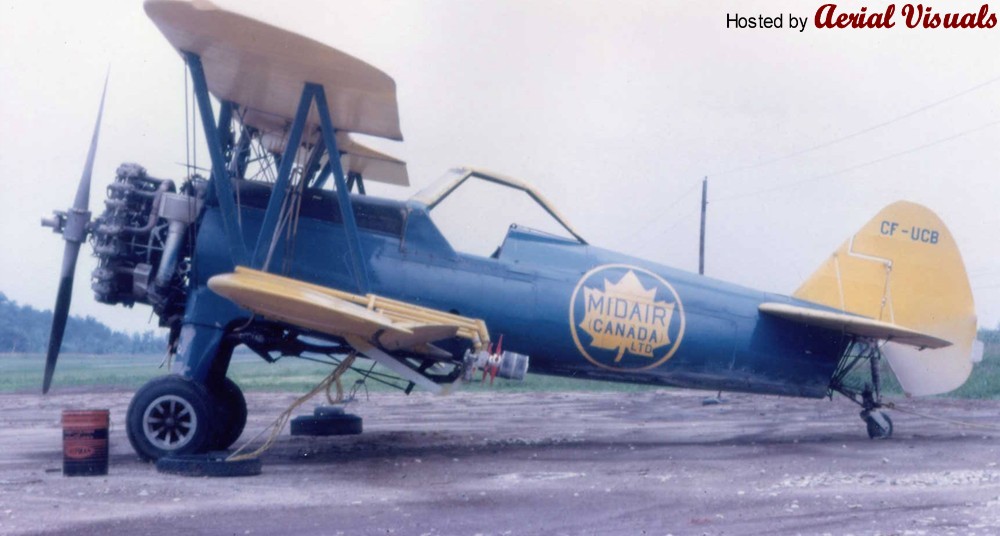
[
  {"xmin": 43, "ymin": 242, "xmax": 81, "ymax": 394},
  {"xmin": 43, "ymin": 75, "xmax": 108, "ymax": 394},
  {"xmin": 73, "ymin": 72, "xmax": 109, "ymax": 211}
]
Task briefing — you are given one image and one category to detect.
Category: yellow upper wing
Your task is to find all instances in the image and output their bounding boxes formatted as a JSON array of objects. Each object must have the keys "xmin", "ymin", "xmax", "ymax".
[{"xmin": 145, "ymin": 0, "xmax": 403, "ymax": 141}]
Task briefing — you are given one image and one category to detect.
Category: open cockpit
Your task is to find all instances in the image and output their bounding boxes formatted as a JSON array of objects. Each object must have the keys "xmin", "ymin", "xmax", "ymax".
[{"xmin": 409, "ymin": 167, "xmax": 586, "ymax": 259}]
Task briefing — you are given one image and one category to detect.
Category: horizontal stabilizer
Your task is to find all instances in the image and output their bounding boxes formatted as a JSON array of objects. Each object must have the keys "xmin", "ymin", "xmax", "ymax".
[{"xmin": 758, "ymin": 302, "xmax": 952, "ymax": 350}]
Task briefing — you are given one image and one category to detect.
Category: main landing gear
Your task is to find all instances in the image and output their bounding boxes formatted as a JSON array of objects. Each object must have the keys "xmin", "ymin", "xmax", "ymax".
[
  {"xmin": 829, "ymin": 338, "xmax": 894, "ymax": 440},
  {"xmin": 125, "ymin": 320, "xmax": 371, "ymax": 461},
  {"xmin": 126, "ymin": 374, "xmax": 248, "ymax": 461}
]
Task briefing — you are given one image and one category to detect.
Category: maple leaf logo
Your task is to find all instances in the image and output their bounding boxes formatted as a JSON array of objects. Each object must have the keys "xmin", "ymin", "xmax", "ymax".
[{"xmin": 578, "ymin": 270, "xmax": 675, "ymax": 362}]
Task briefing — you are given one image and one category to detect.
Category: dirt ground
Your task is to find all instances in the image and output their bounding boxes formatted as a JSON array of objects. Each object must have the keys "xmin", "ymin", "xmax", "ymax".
[{"xmin": 1, "ymin": 388, "xmax": 999, "ymax": 536}]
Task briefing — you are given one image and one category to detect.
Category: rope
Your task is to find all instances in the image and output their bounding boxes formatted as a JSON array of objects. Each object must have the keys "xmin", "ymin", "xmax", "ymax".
[
  {"xmin": 226, "ymin": 352, "xmax": 357, "ymax": 462},
  {"xmin": 326, "ymin": 358, "xmax": 348, "ymax": 404},
  {"xmin": 885, "ymin": 401, "xmax": 1000, "ymax": 432}
]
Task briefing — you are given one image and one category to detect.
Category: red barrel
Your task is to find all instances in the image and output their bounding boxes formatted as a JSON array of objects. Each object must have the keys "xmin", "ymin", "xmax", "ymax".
[{"xmin": 62, "ymin": 409, "xmax": 109, "ymax": 477}]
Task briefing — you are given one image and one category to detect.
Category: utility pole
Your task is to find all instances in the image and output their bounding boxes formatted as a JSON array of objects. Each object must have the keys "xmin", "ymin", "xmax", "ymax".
[
  {"xmin": 699, "ymin": 177, "xmax": 707, "ymax": 276},
  {"xmin": 697, "ymin": 176, "xmax": 724, "ymax": 405}
]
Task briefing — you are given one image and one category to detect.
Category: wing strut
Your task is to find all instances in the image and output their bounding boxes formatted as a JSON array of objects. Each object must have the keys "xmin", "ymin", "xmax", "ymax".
[
  {"xmin": 251, "ymin": 84, "xmax": 315, "ymax": 269},
  {"xmin": 183, "ymin": 52, "xmax": 370, "ymax": 293},
  {"xmin": 184, "ymin": 51, "xmax": 248, "ymax": 267},
  {"xmin": 345, "ymin": 336, "xmax": 443, "ymax": 394},
  {"xmin": 314, "ymin": 83, "xmax": 370, "ymax": 293}
]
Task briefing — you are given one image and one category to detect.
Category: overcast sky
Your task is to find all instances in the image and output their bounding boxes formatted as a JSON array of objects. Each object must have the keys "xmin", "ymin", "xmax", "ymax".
[{"xmin": 1, "ymin": 0, "xmax": 998, "ymax": 335}]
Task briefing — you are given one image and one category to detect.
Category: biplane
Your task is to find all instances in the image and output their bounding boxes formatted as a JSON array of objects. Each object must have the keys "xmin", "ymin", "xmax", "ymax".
[{"xmin": 41, "ymin": 0, "xmax": 979, "ymax": 462}]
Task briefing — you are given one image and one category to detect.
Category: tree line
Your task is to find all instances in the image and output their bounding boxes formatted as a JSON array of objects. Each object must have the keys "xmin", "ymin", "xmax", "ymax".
[{"xmin": 0, "ymin": 292, "xmax": 166, "ymax": 354}]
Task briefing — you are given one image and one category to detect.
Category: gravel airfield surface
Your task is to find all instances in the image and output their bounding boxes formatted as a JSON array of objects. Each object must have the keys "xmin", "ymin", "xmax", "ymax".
[{"xmin": 1, "ymin": 388, "xmax": 999, "ymax": 535}]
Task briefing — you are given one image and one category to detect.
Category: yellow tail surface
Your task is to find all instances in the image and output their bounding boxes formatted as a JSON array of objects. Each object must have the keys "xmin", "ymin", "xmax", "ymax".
[{"xmin": 794, "ymin": 201, "xmax": 977, "ymax": 396}]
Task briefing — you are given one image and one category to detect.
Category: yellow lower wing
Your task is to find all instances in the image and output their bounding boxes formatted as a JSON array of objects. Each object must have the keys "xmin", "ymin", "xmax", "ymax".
[{"xmin": 208, "ymin": 267, "xmax": 489, "ymax": 355}]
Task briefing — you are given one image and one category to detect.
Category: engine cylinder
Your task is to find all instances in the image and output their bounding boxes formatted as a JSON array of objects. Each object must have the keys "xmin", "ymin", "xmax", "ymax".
[{"xmin": 90, "ymin": 163, "xmax": 202, "ymax": 325}]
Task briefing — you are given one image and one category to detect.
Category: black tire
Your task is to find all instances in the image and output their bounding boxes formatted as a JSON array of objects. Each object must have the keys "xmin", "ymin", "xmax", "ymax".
[
  {"xmin": 290, "ymin": 414, "xmax": 363, "ymax": 436},
  {"xmin": 156, "ymin": 452, "xmax": 262, "ymax": 478},
  {"xmin": 208, "ymin": 377, "xmax": 247, "ymax": 450},
  {"xmin": 126, "ymin": 375, "xmax": 216, "ymax": 462}
]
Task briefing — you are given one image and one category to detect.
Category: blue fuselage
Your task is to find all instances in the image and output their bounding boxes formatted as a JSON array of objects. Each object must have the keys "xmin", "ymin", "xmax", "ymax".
[{"xmin": 185, "ymin": 188, "xmax": 849, "ymax": 399}]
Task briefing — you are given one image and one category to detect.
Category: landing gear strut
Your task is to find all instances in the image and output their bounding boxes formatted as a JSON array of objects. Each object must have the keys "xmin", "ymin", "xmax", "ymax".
[{"xmin": 830, "ymin": 338, "xmax": 894, "ymax": 440}]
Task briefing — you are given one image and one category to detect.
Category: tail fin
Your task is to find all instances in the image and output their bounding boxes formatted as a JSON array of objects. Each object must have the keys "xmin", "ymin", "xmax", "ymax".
[{"xmin": 794, "ymin": 201, "xmax": 977, "ymax": 396}]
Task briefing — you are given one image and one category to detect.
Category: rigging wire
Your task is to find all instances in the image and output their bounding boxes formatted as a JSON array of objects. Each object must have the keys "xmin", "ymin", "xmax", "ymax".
[
  {"xmin": 282, "ymin": 153, "xmax": 307, "ymax": 275},
  {"xmin": 247, "ymin": 133, "xmax": 276, "ymax": 183},
  {"xmin": 183, "ymin": 61, "xmax": 190, "ymax": 177},
  {"xmin": 191, "ymin": 75, "xmax": 197, "ymax": 173}
]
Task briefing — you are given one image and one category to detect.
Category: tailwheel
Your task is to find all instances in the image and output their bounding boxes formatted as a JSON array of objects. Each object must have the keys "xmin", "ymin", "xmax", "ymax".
[
  {"xmin": 208, "ymin": 377, "xmax": 247, "ymax": 450},
  {"xmin": 829, "ymin": 338, "xmax": 896, "ymax": 440},
  {"xmin": 862, "ymin": 409, "xmax": 894, "ymax": 440},
  {"xmin": 127, "ymin": 375, "xmax": 216, "ymax": 461}
]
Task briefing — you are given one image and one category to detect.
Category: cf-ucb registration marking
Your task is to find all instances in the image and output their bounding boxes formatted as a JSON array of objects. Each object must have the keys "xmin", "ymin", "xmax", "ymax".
[{"xmin": 879, "ymin": 220, "xmax": 939, "ymax": 245}]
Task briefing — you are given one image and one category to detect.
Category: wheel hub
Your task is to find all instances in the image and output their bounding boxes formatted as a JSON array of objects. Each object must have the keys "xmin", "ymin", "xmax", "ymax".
[{"xmin": 142, "ymin": 394, "xmax": 199, "ymax": 451}]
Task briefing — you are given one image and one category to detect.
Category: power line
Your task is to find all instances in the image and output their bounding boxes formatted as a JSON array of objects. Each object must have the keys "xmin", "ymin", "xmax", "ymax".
[
  {"xmin": 973, "ymin": 283, "xmax": 1000, "ymax": 291},
  {"xmin": 714, "ymin": 117, "xmax": 1000, "ymax": 204},
  {"xmin": 632, "ymin": 206, "xmax": 699, "ymax": 250},
  {"xmin": 712, "ymin": 73, "xmax": 1000, "ymax": 178},
  {"xmin": 623, "ymin": 179, "xmax": 701, "ymax": 247},
  {"xmin": 627, "ymin": 76, "xmax": 1000, "ymax": 264}
]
